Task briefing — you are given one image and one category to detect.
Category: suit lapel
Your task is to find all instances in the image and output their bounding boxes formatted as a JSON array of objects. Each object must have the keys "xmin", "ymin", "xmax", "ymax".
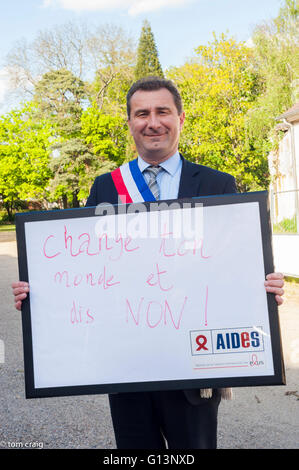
[{"xmin": 178, "ymin": 155, "xmax": 201, "ymax": 198}]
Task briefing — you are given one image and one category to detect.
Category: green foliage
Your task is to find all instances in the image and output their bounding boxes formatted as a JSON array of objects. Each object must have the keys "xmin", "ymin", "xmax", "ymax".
[
  {"xmin": 79, "ymin": 102, "xmax": 129, "ymax": 198},
  {"xmin": 168, "ymin": 34, "xmax": 267, "ymax": 191},
  {"xmin": 34, "ymin": 69, "xmax": 94, "ymax": 207},
  {"xmin": 91, "ymin": 65, "xmax": 134, "ymax": 117},
  {"xmin": 273, "ymin": 215, "xmax": 297, "ymax": 234},
  {"xmin": 33, "ymin": 68, "xmax": 131, "ymax": 206},
  {"xmin": 34, "ymin": 69, "xmax": 86, "ymax": 126},
  {"xmin": 135, "ymin": 20, "xmax": 164, "ymax": 80},
  {"xmin": 247, "ymin": 0, "xmax": 299, "ymax": 155},
  {"xmin": 0, "ymin": 102, "xmax": 53, "ymax": 220},
  {"xmin": 81, "ymin": 103, "xmax": 127, "ymax": 163}
]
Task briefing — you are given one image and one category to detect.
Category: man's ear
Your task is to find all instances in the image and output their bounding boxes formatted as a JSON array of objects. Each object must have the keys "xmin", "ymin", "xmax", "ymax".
[{"xmin": 179, "ymin": 111, "xmax": 185, "ymax": 130}]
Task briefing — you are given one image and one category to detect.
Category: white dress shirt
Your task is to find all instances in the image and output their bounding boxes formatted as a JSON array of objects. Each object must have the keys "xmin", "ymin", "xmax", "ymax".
[{"xmin": 137, "ymin": 151, "xmax": 182, "ymax": 200}]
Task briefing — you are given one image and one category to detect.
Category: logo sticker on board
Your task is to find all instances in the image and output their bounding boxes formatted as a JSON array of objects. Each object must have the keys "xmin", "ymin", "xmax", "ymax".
[{"xmin": 190, "ymin": 327, "xmax": 265, "ymax": 356}]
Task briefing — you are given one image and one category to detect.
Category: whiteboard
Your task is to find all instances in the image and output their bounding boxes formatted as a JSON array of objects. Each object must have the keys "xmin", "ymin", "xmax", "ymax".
[{"xmin": 16, "ymin": 192, "xmax": 285, "ymax": 398}]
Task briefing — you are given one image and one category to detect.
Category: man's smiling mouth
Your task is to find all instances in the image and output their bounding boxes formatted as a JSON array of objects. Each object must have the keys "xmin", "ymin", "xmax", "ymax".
[{"xmin": 144, "ymin": 133, "xmax": 167, "ymax": 137}]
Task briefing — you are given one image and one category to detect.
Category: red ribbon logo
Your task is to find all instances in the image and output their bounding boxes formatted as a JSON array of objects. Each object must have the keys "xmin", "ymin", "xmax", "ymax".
[
  {"xmin": 196, "ymin": 335, "xmax": 208, "ymax": 351},
  {"xmin": 250, "ymin": 354, "xmax": 259, "ymax": 366}
]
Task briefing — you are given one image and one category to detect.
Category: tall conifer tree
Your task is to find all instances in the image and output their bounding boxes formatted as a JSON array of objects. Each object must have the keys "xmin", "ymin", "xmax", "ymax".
[{"xmin": 134, "ymin": 20, "xmax": 164, "ymax": 80}]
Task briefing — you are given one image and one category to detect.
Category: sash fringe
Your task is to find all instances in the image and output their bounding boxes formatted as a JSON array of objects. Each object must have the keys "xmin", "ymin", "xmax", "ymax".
[{"xmin": 200, "ymin": 388, "xmax": 233, "ymax": 400}]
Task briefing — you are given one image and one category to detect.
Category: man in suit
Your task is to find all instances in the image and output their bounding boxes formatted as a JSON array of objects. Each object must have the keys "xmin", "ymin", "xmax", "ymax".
[{"xmin": 12, "ymin": 76, "xmax": 284, "ymax": 449}]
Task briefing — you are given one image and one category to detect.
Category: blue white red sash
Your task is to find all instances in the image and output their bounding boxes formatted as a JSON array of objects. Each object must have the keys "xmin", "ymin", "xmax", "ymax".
[{"xmin": 111, "ymin": 159, "xmax": 156, "ymax": 203}]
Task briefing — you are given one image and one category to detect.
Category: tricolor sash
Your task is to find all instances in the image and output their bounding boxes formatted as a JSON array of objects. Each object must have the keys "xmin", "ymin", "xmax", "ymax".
[{"xmin": 111, "ymin": 159, "xmax": 156, "ymax": 203}]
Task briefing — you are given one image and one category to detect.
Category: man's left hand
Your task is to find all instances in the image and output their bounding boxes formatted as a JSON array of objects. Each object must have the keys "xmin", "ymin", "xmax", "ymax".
[{"xmin": 264, "ymin": 272, "xmax": 285, "ymax": 305}]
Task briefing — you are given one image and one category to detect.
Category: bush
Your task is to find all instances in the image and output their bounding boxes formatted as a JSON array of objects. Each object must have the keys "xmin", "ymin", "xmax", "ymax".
[
  {"xmin": 0, "ymin": 210, "xmax": 14, "ymax": 224},
  {"xmin": 273, "ymin": 216, "xmax": 297, "ymax": 234}
]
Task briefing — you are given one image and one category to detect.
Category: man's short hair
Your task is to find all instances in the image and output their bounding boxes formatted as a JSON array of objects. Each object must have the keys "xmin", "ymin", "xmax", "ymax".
[{"xmin": 126, "ymin": 76, "xmax": 183, "ymax": 118}]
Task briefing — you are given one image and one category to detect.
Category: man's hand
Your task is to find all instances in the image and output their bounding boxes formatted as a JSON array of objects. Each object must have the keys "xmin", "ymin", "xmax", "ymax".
[
  {"xmin": 11, "ymin": 281, "xmax": 29, "ymax": 311},
  {"xmin": 264, "ymin": 272, "xmax": 284, "ymax": 306}
]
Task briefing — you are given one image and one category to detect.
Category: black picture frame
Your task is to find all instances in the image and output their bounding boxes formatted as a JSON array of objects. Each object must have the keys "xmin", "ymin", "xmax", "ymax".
[{"xmin": 15, "ymin": 191, "xmax": 286, "ymax": 399}]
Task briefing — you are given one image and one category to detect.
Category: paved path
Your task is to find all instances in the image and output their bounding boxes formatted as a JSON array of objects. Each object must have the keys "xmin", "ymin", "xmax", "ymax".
[{"xmin": 0, "ymin": 235, "xmax": 298, "ymax": 449}]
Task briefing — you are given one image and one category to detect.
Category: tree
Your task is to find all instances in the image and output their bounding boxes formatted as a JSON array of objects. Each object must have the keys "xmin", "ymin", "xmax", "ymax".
[
  {"xmin": 5, "ymin": 21, "xmax": 90, "ymax": 103},
  {"xmin": 134, "ymin": 20, "xmax": 164, "ymax": 80},
  {"xmin": 5, "ymin": 22, "xmax": 137, "ymax": 198},
  {"xmin": 5, "ymin": 21, "xmax": 136, "ymax": 108},
  {"xmin": 168, "ymin": 34, "xmax": 264, "ymax": 191},
  {"xmin": 87, "ymin": 24, "xmax": 136, "ymax": 112},
  {"xmin": 0, "ymin": 103, "xmax": 53, "ymax": 220},
  {"xmin": 34, "ymin": 68, "xmax": 93, "ymax": 208},
  {"xmin": 80, "ymin": 102, "xmax": 128, "ymax": 199},
  {"xmin": 247, "ymin": 0, "xmax": 299, "ymax": 154}
]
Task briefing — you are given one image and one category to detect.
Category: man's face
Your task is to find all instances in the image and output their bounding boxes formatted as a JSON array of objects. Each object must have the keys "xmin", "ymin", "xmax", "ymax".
[{"xmin": 127, "ymin": 88, "xmax": 185, "ymax": 164}]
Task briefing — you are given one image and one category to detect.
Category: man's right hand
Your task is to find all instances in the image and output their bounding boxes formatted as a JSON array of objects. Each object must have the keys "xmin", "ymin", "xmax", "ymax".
[{"xmin": 11, "ymin": 282, "xmax": 29, "ymax": 311}]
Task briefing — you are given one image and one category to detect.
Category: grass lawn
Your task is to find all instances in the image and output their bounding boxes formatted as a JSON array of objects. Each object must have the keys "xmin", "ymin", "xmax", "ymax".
[{"xmin": 0, "ymin": 224, "xmax": 16, "ymax": 232}]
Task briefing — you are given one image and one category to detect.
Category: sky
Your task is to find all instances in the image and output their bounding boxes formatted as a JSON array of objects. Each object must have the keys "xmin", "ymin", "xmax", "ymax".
[{"xmin": 0, "ymin": 0, "xmax": 284, "ymax": 112}]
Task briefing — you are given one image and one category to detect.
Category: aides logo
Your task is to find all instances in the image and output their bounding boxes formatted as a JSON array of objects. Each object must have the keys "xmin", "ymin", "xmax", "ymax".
[
  {"xmin": 190, "ymin": 327, "xmax": 264, "ymax": 355},
  {"xmin": 190, "ymin": 331, "xmax": 213, "ymax": 356}
]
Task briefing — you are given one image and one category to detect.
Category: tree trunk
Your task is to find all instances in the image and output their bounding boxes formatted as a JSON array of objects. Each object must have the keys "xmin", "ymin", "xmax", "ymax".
[
  {"xmin": 62, "ymin": 194, "xmax": 68, "ymax": 209},
  {"xmin": 4, "ymin": 201, "xmax": 14, "ymax": 222},
  {"xmin": 72, "ymin": 192, "xmax": 80, "ymax": 208}
]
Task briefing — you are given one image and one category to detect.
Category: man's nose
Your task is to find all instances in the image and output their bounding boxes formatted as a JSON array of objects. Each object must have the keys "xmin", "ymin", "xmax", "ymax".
[{"xmin": 147, "ymin": 112, "xmax": 160, "ymax": 129}]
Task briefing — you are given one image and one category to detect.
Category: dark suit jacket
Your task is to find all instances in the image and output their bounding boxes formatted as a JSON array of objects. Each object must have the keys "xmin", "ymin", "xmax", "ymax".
[{"xmin": 85, "ymin": 155, "xmax": 237, "ymax": 405}]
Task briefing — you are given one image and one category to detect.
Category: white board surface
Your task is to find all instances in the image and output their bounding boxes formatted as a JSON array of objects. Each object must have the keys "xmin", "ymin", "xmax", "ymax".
[{"xmin": 21, "ymin": 200, "xmax": 277, "ymax": 391}]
